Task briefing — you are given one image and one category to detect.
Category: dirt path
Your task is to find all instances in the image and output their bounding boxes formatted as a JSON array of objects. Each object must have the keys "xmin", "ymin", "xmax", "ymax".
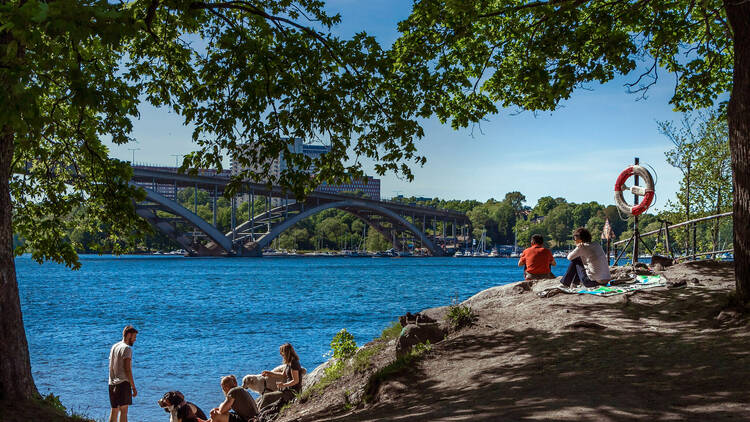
[{"xmin": 280, "ymin": 261, "xmax": 750, "ymax": 422}]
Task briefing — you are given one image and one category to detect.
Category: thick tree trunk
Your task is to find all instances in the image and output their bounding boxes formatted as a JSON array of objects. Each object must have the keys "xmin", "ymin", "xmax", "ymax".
[
  {"xmin": 0, "ymin": 129, "xmax": 37, "ymax": 400},
  {"xmin": 726, "ymin": 0, "xmax": 750, "ymax": 303}
]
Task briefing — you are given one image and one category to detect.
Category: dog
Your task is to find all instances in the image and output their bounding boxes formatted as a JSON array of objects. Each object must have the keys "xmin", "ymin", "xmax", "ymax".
[
  {"xmin": 242, "ymin": 364, "xmax": 308, "ymax": 395},
  {"xmin": 157, "ymin": 391, "xmax": 207, "ymax": 422}
]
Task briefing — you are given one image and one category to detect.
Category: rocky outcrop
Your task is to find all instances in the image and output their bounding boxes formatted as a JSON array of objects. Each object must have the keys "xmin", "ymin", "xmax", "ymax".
[
  {"xmin": 302, "ymin": 359, "xmax": 333, "ymax": 391},
  {"xmin": 395, "ymin": 323, "xmax": 444, "ymax": 357}
]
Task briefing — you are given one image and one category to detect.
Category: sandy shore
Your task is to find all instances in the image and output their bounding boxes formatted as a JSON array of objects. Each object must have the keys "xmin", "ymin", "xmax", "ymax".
[{"xmin": 279, "ymin": 261, "xmax": 750, "ymax": 422}]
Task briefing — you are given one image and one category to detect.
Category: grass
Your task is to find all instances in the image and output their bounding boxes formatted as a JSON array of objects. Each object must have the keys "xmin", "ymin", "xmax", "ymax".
[
  {"xmin": 379, "ymin": 321, "xmax": 403, "ymax": 341},
  {"xmin": 364, "ymin": 341, "xmax": 432, "ymax": 403},
  {"xmin": 445, "ymin": 302, "xmax": 477, "ymax": 330}
]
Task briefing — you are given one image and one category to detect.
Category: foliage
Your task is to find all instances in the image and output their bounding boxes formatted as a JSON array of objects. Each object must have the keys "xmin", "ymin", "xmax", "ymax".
[
  {"xmin": 658, "ymin": 110, "xmax": 733, "ymax": 255},
  {"xmin": 379, "ymin": 321, "xmax": 403, "ymax": 341},
  {"xmin": 445, "ymin": 301, "xmax": 477, "ymax": 330},
  {"xmin": 661, "ymin": 110, "xmax": 732, "ymax": 218},
  {"xmin": 1, "ymin": 0, "xmax": 431, "ymax": 270},
  {"xmin": 330, "ymin": 329, "xmax": 358, "ymax": 362},
  {"xmin": 394, "ymin": 0, "xmax": 731, "ymax": 125},
  {"xmin": 33, "ymin": 393, "xmax": 94, "ymax": 422}
]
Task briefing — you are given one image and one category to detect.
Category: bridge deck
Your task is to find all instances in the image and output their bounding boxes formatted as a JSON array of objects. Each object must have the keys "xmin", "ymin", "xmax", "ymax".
[{"xmin": 131, "ymin": 167, "xmax": 469, "ymax": 222}]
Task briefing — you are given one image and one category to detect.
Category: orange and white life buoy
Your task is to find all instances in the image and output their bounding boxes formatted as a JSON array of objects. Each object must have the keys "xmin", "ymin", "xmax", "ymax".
[{"xmin": 614, "ymin": 165, "xmax": 655, "ymax": 216}]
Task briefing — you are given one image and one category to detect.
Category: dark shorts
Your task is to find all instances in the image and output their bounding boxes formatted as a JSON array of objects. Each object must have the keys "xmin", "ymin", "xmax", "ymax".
[
  {"xmin": 108, "ymin": 381, "xmax": 132, "ymax": 408},
  {"xmin": 228, "ymin": 412, "xmax": 250, "ymax": 422}
]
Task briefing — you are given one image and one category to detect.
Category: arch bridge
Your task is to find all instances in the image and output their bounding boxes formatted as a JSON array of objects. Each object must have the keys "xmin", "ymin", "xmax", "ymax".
[{"xmin": 131, "ymin": 167, "xmax": 471, "ymax": 257}]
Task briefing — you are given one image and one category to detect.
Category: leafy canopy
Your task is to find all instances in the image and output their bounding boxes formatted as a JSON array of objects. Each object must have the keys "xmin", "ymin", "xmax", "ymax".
[
  {"xmin": 394, "ymin": 0, "xmax": 732, "ymax": 128},
  {"xmin": 2, "ymin": 0, "xmax": 428, "ymax": 267}
]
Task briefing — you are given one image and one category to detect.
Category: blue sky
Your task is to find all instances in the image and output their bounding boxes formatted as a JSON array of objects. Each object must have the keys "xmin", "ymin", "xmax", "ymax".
[{"xmin": 108, "ymin": 0, "xmax": 688, "ymax": 212}]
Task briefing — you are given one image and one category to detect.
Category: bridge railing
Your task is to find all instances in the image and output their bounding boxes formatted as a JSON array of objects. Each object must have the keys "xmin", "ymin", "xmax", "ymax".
[{"xmin": 612, "ymin": 211, "xmax": 733, "ymax": 261}]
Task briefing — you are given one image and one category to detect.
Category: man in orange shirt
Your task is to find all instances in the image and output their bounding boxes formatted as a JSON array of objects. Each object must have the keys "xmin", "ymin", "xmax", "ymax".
[{"xmin": 518, "ymin": 234, "xmax": 556, "ymax": 280}]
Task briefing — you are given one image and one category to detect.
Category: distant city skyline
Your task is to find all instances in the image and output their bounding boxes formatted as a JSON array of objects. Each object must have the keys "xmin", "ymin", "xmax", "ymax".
[{"xmin": 107, "ymin": 0, "xmax": 692, "ymax": 213}]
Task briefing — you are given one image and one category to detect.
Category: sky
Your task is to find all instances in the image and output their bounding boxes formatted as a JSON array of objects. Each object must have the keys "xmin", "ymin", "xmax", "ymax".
[{"xmin": 108, "ymin": 0, "xmax": 689, "ymax": 213}]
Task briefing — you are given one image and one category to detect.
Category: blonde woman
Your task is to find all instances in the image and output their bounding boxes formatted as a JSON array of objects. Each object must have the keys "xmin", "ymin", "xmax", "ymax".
[
  {"xmin": 208, "ymin": 375, "xmax": 258, "ymax": 422},
  {"xmin": 258, "ymin": 343, "xmax": 303, "ymax": 411}
]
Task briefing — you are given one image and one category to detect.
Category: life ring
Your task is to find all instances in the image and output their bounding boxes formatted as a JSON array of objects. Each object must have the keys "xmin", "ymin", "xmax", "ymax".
[{"xmin": 614, "ymin": 165, "xmax": 655, "ymax": 216}]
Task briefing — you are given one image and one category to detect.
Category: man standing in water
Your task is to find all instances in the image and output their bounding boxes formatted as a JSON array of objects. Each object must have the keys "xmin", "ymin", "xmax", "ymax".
[{"xmin": 108, "ymin": 325, "xmax": 138, "ymax": 422}]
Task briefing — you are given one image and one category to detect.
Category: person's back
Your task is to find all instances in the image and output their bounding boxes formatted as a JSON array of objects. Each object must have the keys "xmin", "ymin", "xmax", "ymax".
[
  {"xmin": 567, "ymin": 242, "xmax": 611, "ymax": 282},
  {"xmin": 109, "ymin": 341, "xmax": 131, "ymax": 385},
  {"xmin": 519, "ymin": 235, "xmax": 555, "ymax": 279},
  {"xmin": 227, "ymin": 386, "xmax": 258, "ymax": 420}
]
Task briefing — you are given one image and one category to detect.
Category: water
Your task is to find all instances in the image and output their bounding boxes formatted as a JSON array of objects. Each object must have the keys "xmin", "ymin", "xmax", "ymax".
[{"xmin": 16, "ymin": 255, "xmax": 567, "ymax": 421}]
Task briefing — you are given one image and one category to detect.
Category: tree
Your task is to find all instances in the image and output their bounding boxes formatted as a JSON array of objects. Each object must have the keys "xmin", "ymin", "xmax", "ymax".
[
  {"xmin": 395, "ymin": 0, "xmax": 749, "ymax": 303},
  {"xmin": 533, "ymin": 196, "xmax": 557, "ymax": 217},
  {"xmin": 1, "ymin": 0, "xmax": 428, "ymax": 401},
  {"xmin": 544, "ymin": 203, "xmax": 574, "ymax": 247},
  {"xmin": 661, "ymin": 110, "xmax": 732, "ymax": 253}
]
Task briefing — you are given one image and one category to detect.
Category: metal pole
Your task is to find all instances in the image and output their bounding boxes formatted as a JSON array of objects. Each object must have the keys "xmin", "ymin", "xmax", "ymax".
[
  {"xmin": 453, "ymin": 219, "xmax": 457, "ymax": 249},
  {"xmin": 250, "ymin": 189, "xmax": 255, "ymax": 241},
  {"xmin": 267, "ymin": 194, "xmax": 271, "ymax": 233},
  {"xmin": 194, "ymin": 182, "xmax": 198, "ymax": 214},
  {"xmin": 231, "ymin": 195, "xmax": 236, "ymax": 244},
  {"xmin": 212, "ymin": 186, "xmax": 217, "ymax": 227},
  {"xmin": 632, "ymin": 157, "xmax": 640, "ymax": 264},
  {"xmin": 442, "ymin": 220, "xmax": 446, "ymax": 250}
]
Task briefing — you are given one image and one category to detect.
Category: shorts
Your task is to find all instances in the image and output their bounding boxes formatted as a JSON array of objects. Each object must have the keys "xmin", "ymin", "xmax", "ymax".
[
  {"xmin": 108, "ymin": 381, "xmax": 132, "ymax": 408},
  {"xmin": 228, "ymin": 411, "xmax": 250, "ymax": 422}
]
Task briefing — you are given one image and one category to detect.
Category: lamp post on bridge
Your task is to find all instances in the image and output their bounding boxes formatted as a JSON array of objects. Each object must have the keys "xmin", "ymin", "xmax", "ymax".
[{"xmin": 128, "ymin": 148, "xmax": 140, "ymax": 164}]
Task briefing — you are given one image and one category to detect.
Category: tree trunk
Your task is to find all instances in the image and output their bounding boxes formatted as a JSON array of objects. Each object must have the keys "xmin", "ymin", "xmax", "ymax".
[
  {"xmin": 0, "ymin": 128, "xmax": 38, "ymax": 401},
  {"xmin": 726, "ymin": 0, "xmax": 750, "ymax": 304}
]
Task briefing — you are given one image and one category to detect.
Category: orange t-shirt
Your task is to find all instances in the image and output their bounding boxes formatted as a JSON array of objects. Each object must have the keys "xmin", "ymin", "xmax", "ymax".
[{"xmin": 519, "ymin": 244, "xmax": 555, "ymax": 274}]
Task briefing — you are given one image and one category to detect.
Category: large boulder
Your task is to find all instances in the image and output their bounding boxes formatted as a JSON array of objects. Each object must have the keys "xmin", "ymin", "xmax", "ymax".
[
  {"xmin": 396, "ymin": 323, "xmax": 444, "ymax": 357},
  {"xmin": 301, "ymin": 359, "xmax": 332, "ymax": 391}
]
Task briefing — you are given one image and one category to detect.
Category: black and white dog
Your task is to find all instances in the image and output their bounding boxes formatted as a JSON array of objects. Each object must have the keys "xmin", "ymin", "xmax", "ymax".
[{"xmin": 157, "ymin": 391, "xmax": 207, "ymax": 422}]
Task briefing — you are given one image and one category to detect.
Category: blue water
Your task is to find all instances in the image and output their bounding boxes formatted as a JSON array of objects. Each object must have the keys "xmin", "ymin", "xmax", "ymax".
[{"xmin": 16, "ymin": 255, "xmax": 568, "ymax": 422}]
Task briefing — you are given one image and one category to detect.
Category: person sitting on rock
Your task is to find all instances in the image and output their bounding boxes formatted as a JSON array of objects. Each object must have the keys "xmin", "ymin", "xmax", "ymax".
[
  {"xmin": 257, "ymin": 343, "xmax": 303, "ymax": 413},
  {"xmin": 518, "ymin": 234, "xmax": 556, "ymax": 280},
  {"xmin": 208, "ymin": 374, "xmax": 258, "ymax": 422},
  {"xmin": 560, "ymin": 227, "xmax": 611, "ymax": 288}
]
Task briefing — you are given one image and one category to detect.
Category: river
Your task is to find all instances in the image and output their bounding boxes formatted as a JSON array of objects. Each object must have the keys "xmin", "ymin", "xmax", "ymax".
[{"xmin": 16, "ymin": 254, "xmax": 570, "ymax": 421}]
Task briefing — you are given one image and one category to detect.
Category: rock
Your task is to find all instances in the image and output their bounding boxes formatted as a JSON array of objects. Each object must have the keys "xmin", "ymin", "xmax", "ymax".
[
  {"xmin": 651, "ymin": 254, "xmax": 674, "ymax": 269},
  {"xmin": 651, "ymin": 263, "xmax": 664, "ymax": 272},
  {"xmin": 512, "ymin": 281, "xmax": 533, "ymax": 294},
  {"xmin": 302, "ymin": 359, "xmax": 333, "ymax": 391},
  {"xmin": 399, "ymin": 311, "xmax": 437, "ymax": 327},
  {"xmin": 564, "ymin": 321, "xmax": 606, "ymax": 330},
  {"xmin": 667, "ymin": 280, "xmax": 687, "ymax": 289},
  {"xmin": 716, "ymin": 310, "xmax": 741, "ymax": 322},
  {"xmin": 691, "ymin": 277, "xmax": 703, "ymax": 286},
  {"xmin": 396, "ymin": 323, "xmax": 444, "ymax": 357}
]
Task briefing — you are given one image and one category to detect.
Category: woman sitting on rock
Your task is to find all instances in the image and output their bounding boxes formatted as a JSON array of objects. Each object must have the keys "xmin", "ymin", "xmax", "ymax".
[
  {"xmin": 561, "ymin": 227, "xmax": 611, "ymax": 288},
  {"xmin": 258, "ymin": 343, "xmax": 303, "ymax": 412}
]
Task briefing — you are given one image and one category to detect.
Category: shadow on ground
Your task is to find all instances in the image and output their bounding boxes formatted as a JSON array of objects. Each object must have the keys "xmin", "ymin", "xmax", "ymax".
[{"xmin": 314, "ymin": 272, "xmax": 749, "ymax": 421}]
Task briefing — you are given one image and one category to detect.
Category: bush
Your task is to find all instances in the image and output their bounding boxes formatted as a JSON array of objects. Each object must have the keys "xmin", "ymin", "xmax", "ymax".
[
  {"xmin": 330, "ymin": 328, "xmax": 358, "ymax": 361},
  {"xmin": 445, "ymin": 301, "xmax": 477, "ymax": 330}
]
